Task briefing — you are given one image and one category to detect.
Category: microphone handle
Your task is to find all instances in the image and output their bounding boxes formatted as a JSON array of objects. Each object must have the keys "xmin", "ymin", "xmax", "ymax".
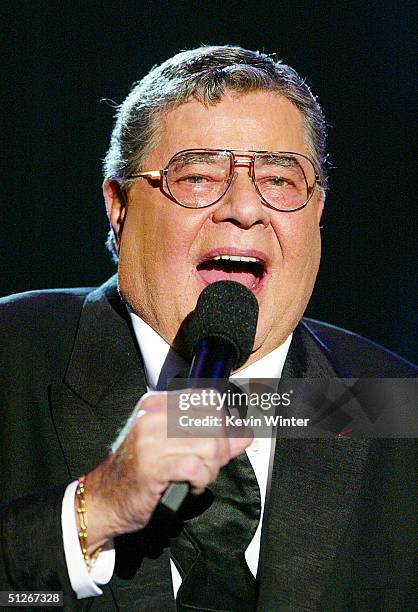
[{"xmin": 160, "ymin": 337, "xmax": 236, "ymax": 512}]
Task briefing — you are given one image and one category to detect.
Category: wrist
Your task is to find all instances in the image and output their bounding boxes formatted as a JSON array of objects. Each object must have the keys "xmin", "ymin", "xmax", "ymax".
[
  {"xmin": 75, "ymin": 476, "xmax": 104, "ymax": 568},
  {"xmin": 74, "ymin": 471, "xmax": 115, "ymax": 558}
]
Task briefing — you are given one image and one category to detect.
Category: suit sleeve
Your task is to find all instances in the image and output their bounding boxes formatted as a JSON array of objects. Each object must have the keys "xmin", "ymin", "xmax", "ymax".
[{"xmin": 0, "ymin": 486, "xmax": 95, "ymax": 610}]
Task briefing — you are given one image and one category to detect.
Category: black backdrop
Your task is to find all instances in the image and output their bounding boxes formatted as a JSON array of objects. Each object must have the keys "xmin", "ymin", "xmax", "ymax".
[{"xmin": 2, "ymin": 1, "xmax": 416, "ymax": 362}]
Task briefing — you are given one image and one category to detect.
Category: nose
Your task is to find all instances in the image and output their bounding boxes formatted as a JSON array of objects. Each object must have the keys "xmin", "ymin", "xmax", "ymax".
[{"xmin": 211, "ymin": 164, "xmax": 271, "ymax": 229}]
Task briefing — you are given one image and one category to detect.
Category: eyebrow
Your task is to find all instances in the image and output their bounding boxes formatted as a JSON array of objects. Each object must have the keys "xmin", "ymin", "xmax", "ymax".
[
  {"xmin": 258, "ymin": 154, "xmax": 299, "ymax": 167},
  {"xmin": 171, "ymin": 152, "xmax": 226, "ymax": 169}
]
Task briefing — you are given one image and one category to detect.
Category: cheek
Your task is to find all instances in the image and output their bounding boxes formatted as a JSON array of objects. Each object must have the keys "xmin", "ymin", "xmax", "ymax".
[
  {"xmin": 127, "ymin": 200, "xmax": 207, "ymax": 278},
  {"xmin": 272, "ymin": 212, "xmax": 320, "ymax": 265},
  {"xmin": 154, "ymin": 222, "xmax": 200, "ymax": 274}
]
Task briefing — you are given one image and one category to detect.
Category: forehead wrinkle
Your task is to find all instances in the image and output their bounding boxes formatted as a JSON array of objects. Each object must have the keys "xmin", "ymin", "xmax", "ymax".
[{"xmin": 144, "ymin": 92, "xmax": 311, "ymax": 172}]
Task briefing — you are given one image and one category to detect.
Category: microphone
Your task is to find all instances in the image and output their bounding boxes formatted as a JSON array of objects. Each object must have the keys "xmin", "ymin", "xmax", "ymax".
[{"xmin": 160, "ymin": 281, "xmax": 259, "ymax": 511}]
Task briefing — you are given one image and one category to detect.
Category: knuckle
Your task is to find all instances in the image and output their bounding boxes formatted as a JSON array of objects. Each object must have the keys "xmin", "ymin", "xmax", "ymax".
[
  {"xmin": 135, "ymin": 412, "xmax": 165, "ymax": 438},
  {"xmin": 139, "ymin": 391, "xmax": 165, "ymax": 412},
  {"xmin": 200, "ymin": 438, "xmax": 219, "ymax": 459},
  {"xmin": 182, "ymin": 455, "xmax": 202, "ymax": 478}
]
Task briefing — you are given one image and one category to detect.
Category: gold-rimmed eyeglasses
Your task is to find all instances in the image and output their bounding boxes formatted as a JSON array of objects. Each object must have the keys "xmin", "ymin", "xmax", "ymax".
[{"xmin": 126, "ymin": 148, "xmax": 321, "ymax": 212}]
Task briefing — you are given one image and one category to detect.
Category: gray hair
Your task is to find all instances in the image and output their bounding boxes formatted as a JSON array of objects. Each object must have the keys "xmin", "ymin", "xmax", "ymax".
[{"xmin": 103, "ymin": 45, "xmax": 328, "ymax": 256}]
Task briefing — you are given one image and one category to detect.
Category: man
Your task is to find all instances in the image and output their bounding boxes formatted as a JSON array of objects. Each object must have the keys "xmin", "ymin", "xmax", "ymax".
[{"xmin": 0, "ymin": 46, "xmax": 416, "ymax": 611}]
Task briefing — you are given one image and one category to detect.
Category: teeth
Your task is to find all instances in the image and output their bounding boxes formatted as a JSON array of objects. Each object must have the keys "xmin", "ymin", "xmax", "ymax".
[{"xmin": 212, "ymin": 255, "xmax": 259, "ymax": 263}]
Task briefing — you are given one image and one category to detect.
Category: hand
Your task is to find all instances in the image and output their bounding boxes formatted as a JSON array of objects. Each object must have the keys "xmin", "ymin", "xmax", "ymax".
[{"xmin": 79, "ymin": 390, "xmax": 252, "ymax": 552}]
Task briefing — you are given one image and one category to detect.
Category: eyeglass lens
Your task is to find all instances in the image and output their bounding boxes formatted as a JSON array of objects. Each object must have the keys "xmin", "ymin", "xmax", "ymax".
[{"xmin": 166, "ymin": 150, "xmax": 314, "ymax": 210}]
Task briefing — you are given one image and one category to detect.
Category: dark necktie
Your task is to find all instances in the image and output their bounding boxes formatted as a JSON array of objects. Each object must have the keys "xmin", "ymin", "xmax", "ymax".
[{"xmin": 170, "ymin": 381, "xmax": 261, "ymax": 612}]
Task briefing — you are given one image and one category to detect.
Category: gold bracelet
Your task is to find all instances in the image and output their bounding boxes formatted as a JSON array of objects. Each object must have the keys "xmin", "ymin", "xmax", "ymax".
[{"xmin": 76, "ymin": 475, "xmax": 102, "ymax": 569}]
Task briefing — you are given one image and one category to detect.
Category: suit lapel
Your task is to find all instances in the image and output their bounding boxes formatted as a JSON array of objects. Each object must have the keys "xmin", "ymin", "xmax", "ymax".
[
  {"xmin": 257, "ymin": 322, "xmax": 370, "ymax": 611},
  {"xmin": 50, "ymin": 276, "xmax": 148, "ymax": 477},
  {"xmin": 49, "ymin": 277, "xmax": 175, "ymax": 610}
]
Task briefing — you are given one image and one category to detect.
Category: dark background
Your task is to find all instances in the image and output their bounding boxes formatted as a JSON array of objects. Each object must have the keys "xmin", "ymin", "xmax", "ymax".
[{"xmin": 2, "ymin": 1, "xmax": 416, "ymax": 362}]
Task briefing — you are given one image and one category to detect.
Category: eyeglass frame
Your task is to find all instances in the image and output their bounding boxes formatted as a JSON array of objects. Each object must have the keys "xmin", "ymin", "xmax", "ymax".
[{"xmin": 125, "ymin": 148, "xmax": 322, "ymax": 212}]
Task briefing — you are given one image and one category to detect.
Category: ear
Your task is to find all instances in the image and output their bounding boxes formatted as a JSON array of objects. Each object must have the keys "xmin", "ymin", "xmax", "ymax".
[
  {"xmin": 315, "ymin": 188, "xmax": 325, "ymax": 224},
  {"xmin": 102, "ymin": 179, "xmax": 128, "ymax": 249}
]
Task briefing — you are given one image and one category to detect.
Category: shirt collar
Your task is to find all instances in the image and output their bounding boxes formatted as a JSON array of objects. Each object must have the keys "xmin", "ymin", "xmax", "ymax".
[{"xmin": 129, "ymin": 310, "xmax": 292, "ymax": 390}]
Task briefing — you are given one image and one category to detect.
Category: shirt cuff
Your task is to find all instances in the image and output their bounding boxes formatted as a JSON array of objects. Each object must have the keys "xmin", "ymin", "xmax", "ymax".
[{"xmin": 61, "ymin": 480, "xmax": 115, "ymax": 599}]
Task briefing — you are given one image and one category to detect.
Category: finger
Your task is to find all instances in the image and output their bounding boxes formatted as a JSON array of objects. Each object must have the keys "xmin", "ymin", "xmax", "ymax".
[
  {"xmin": 162, "ymin": 454, "xmax": 214, "ymax": 491},
  {"xmin": 162, "ymin": 438, "xmax": 224, "ymax": 482},
  {"xmin": 228, "ymin": 433, "xmax": 254, "ymax": 458},
  {"xmin": 137, "ymin": 391, "xmax": 168, "ymax": 414},
  {"xmin": 112, "ymin": 393, "xmax": 168, "ymax": 452}
]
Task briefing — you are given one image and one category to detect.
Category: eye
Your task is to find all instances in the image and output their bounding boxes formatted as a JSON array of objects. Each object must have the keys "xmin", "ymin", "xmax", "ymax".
[
  {"xmin": 181, "ymin": 174, "xmax": 210, "ymax": 184},
  {"xmin": 266, "ymin": 176, "xmax": 287, "ymax": 186},
  {"xmin": 260, "ymin": 175, "xmax": 293, "ymax": 188}
]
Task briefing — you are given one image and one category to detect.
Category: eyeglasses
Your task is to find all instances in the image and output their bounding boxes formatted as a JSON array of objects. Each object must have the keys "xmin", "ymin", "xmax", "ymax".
[{"xmin": 127, "ymin": 148, "xmax": 321, "ymax": 212}]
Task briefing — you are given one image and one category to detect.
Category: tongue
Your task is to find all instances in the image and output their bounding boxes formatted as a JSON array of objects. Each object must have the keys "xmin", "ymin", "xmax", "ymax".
[{"xmin": 197, "ymin": 267, "xmax": 258, "ymax": 290}]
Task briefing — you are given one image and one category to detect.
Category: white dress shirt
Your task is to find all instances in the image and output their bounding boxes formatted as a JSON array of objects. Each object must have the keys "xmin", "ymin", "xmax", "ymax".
[{"xmin": 62, "ymin": 311, "xmax": 292, "ymax": 598}]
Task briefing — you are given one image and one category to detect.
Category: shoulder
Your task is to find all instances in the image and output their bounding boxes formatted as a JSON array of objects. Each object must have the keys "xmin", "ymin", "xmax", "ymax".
[
  {"xmin": 0, "ymin": 286, "xmax": 93, "ymax": 334},
  {"xmin": 0, "ymin": 287, "xmax": 96, "ymax": 376},
  {"xmin": 301, "ymin": 317, "xmax": 417, "ymax": 377},
  {"xmin": 0, "ymin": 285, "xmax": 92, "ymax": 310}
]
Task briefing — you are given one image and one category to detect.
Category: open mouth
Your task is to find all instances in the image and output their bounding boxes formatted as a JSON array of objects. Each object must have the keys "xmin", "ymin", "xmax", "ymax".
[{"xmin": 196, "ymin": 254, "xmax": 266, "ymax": 292}]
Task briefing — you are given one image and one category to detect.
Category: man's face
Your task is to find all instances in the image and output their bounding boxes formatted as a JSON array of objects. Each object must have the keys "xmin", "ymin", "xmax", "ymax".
[{"xmin": 104, "ymin": 91, "xmax": 324, "ymax": 366}]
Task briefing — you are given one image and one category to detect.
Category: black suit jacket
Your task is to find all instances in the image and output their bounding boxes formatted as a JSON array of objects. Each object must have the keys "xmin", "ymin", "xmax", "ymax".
[{"xmin": 0, "ymin": 277, "xmax": 416, "ymax": 611}]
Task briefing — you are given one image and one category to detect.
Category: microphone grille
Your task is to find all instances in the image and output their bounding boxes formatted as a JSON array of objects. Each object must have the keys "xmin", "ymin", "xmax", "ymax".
[{"xmin": 184, "ymin": 281, "xmax": 259, "ymax": 369}]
